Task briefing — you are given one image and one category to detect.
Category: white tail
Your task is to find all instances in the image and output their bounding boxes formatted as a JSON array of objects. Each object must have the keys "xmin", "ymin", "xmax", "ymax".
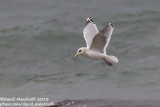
[{"xmin": 105, "ymin": 55, "xmax": 118, "ymax": 63}]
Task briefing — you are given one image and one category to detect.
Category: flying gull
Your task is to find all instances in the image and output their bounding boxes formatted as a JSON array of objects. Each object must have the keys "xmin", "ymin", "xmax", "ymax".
[{"xmin": 74, "ymin": 17, "xmax": 118, "ymax": 66}]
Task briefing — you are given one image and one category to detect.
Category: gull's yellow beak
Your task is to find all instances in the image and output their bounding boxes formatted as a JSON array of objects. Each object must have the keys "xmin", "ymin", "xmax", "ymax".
[{"xmin": 74, "ymin": 53, "xmax": 79, "ymax": 58}]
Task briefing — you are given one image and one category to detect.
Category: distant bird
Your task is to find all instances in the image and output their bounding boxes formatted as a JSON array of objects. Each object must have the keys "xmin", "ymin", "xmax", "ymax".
[{"xmin": 75, "ymin": 17, "xmax": 118, "ymax": 66}]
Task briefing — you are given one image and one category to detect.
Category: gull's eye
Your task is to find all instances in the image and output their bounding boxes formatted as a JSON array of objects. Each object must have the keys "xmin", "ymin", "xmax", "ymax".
[{"xmin": 78, "ymin": 50, "xmax": 82, "ymax": 52}]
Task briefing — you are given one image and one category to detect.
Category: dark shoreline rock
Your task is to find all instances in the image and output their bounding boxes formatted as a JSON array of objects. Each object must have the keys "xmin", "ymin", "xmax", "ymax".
[{"xmin": 47, "ymin": 99, "xmax": 160, "ymax": 107}]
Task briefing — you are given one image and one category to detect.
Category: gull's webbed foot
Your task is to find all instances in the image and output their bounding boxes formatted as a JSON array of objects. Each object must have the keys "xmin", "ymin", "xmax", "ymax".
[{"xmin": 103, "ymin": 59, "xmax": 113, "ymax": 66}]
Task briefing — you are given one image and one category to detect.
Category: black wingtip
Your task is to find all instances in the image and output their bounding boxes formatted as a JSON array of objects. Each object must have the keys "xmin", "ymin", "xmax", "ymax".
[
  {"xmin": 111, "ymin": 22, "xmax": 114, "ymax": 27},
  {"xmin": 108, "ymin": 22, "xmax": 114, "ymax": 28},
  {"xmin": 86, "ymin": 17, "xmax": 95, "ymax": 25}
]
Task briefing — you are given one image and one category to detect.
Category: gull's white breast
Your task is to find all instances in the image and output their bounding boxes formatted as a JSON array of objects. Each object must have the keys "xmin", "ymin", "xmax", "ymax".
[{"xmin": 85, "ymin": 50, "xmax": 105, "ymax": 60}]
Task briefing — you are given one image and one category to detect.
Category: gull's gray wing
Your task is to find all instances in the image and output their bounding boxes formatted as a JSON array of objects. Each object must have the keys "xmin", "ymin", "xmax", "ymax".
[
  {"xmin": 83, "ymin": 17, "xmax": 98, "ymax": 48},
  {"xmin": 90, "ymin": 22, "xmax": 114, "ymax": 54}
]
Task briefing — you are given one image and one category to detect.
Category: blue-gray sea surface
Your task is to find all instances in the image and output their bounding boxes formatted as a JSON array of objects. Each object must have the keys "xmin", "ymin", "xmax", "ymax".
[{"xmin": 0, "ymin": 0, "xmax": 160, "ymax": 102}]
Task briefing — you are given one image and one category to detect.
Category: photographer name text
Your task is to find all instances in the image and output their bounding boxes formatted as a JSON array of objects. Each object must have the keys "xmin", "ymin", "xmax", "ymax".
[{"xmin": 0, "ymin": 97, "xmax": 54, "ymax": 107}]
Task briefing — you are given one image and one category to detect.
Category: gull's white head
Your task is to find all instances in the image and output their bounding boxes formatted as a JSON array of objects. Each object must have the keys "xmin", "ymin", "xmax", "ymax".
[{"xmin": 74, "ymin": 47, "xmax": 87, "ymax": 58}]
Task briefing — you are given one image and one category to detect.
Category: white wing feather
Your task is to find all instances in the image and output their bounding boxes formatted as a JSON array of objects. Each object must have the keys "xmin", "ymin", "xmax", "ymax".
[
  {"xmin": 90, "ymin": 22, "xmax": 114, "ymax": 54},
  {"xmin": 83, "ymin": 17, "xmax": 98, "ymax": 48}
]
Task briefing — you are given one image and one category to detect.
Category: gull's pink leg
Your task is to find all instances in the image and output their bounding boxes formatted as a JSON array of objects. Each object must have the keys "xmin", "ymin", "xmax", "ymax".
[{"xmin": 103, "ymin": 59, "xmax": 113, "ymax": 66}]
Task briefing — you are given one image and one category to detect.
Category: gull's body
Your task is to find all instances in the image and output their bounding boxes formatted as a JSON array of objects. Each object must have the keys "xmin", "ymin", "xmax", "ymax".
[{"xmin": 75, "ymin": 17, "xmax": 118, "ymax": 66}]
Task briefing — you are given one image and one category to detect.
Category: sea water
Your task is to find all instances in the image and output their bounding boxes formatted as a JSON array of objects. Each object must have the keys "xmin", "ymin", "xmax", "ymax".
[{"xmin": 0, "ymin": 0, "xmax": 160, "ymax": 102}]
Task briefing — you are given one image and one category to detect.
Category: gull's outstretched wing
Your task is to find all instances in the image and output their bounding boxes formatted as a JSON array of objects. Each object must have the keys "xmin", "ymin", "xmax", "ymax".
[
  {"xmin": 83, "ymin": 17, "xmax": 98, "ymax": 48},
  {"xmin": 90, "ymin": 22, "xmax": 114, "ymax": 54}
]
